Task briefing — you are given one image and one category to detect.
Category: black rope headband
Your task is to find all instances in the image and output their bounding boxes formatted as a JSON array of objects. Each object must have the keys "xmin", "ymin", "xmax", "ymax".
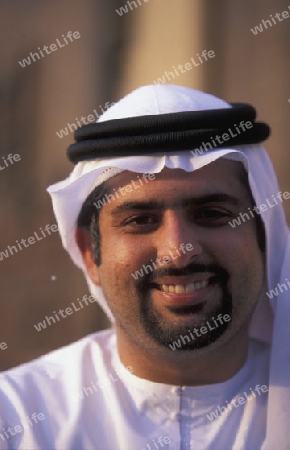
[{"xmin": 67, "ymin": 103, "xmax": 270, "ymax": 164}]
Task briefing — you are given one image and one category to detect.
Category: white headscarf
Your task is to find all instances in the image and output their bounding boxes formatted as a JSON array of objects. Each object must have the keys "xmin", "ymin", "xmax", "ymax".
[{"xmin": 47, "ymin": 85, "xmax": 290, "ymax": 449}]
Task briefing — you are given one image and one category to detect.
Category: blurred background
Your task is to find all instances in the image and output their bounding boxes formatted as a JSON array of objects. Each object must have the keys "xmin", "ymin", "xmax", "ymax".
[{"xmin": 0, "ymin": 0, "xmax": 289, "ymax": 371}]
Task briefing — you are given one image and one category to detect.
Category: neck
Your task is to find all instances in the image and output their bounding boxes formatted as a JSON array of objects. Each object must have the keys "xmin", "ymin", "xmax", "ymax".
[{"xmin": 116, "ymin": 324, "xmax": 250, "ymax": 386}]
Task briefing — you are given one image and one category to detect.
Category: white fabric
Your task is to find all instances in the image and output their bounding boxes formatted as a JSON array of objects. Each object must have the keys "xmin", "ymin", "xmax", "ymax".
[
  {"xmin": 0, "ymin": 330, "xmax": 270, "ymax": 450},
  {"xmin": 0, "ymin": 84, "xmax": 289, "ymax": 448}
]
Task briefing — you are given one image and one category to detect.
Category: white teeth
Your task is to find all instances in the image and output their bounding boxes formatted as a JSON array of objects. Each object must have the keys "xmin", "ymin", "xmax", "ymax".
[
  {"xmin": 175, "ymin": 285, "xmax": 186, "ymax": 294},
  {"xmin": 185, "ymin": 283, "xmax": 195, "ymax": 293},
  {"xmin": 160, "ymin": 279, "xmax": 209, "ymax": 293}
]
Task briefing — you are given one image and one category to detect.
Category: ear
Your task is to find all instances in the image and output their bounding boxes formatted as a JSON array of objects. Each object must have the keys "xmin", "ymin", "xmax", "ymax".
[{"xmin": 75, "ymin": 228, "xmax": 100, "ymax": 286}]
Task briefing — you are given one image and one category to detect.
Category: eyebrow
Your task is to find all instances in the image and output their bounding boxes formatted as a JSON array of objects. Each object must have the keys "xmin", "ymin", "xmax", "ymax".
[{"xmin": 110, "ymin": 193, "xmax": 241, "ymax": 216}]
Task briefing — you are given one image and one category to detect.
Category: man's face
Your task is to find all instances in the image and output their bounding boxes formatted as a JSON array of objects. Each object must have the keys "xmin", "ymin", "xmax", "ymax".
[{"xmin": 89, "ymin": 159, "xmax": 265, "ymax": 355}]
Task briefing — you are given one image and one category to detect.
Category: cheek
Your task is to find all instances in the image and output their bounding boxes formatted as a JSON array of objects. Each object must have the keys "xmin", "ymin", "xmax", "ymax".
[
  {"xmin": 100, "ymin": 233, "xmax": 150, "ymax": 283},
  {"xmin": 205, "ymin": 225, "xmax": 264, "ymax": 286},
  {"xmin": 227, "ymin": 230, "xmax": 264, "ymax": 314}
]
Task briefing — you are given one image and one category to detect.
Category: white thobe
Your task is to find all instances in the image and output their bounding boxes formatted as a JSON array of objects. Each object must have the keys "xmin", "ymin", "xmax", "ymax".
[{"xmin": 0, "ymin": 329, "xmax": 270, "ymax": 450}]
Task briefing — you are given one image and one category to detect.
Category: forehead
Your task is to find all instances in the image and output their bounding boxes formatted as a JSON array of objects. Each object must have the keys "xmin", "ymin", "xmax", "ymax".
[{"xmin": 105, "ymin": 159, "xmax": 248, "ymax": 200}]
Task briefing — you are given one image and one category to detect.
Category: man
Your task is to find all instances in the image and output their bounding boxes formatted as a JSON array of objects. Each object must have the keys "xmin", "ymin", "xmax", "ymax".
[{"xmin": 0, "ymin": 84, "xmax": 289, "ymax": 449}]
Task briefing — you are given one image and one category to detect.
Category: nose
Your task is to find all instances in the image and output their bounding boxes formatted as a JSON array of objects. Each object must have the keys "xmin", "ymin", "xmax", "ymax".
[{"xmin": 155, "ymin": 210, "xmax": 203, "ymax": 267}]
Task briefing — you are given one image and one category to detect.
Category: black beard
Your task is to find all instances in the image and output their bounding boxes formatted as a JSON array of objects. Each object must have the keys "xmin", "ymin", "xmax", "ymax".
[{"xmin": 136, "ymin": 263, "xmax": 232, "ymax": 351}]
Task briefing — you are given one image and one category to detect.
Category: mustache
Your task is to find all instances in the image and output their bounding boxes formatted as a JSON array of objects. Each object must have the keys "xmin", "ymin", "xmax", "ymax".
[{"xmin": 138, "ymin": 262, "xmax": 229, "ymax": 286}]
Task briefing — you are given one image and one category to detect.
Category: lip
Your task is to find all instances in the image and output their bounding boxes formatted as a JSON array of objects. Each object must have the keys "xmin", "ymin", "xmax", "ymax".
[
  {"xmin": 150, "ymin": 277, "xmax": 218, "ymax": 307},
  {"xmin": 152, "ymin": 273, "xmax": 215, "ymax": 286}
]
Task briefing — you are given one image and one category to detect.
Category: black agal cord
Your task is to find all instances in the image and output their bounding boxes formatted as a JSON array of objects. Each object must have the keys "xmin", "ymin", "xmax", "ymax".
[{"xmin": 67, "ymin": 103, "xmax": 270, "ymax": 164}]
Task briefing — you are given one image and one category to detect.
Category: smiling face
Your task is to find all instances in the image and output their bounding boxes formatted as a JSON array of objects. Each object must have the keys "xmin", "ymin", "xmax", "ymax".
[{"xmin": 79, "ymin": 159, "xmax": 265, "ymax": 359}]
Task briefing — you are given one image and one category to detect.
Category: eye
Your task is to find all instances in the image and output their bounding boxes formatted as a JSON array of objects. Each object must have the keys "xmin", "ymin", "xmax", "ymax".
[
  {"xmin": 197, "ymin": 209, "xmax": 227, "ymax": 218},
  {"xmin": 129, "ymin": 216, "xmax": 154, "ymax": 225},
  {"xmin": 193, "ymin": 208, "xmax": 231, "ymax": 225},
  {"xmin": 122, "ymin": 214, "xmax": 158, "ymax": 231}
]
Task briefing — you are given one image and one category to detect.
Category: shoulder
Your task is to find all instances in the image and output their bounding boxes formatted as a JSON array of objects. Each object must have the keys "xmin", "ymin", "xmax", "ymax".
[
  {"xmin": 0, "ymin": 326, "xmax": 116, "ymax": 397},
  {"xmin": 0, "ymin": 329, "xmax": 117, "ymax": 448},
  {"xmin": 1, "ymin": 328, "xmax": 115, "ymax": 381}
]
